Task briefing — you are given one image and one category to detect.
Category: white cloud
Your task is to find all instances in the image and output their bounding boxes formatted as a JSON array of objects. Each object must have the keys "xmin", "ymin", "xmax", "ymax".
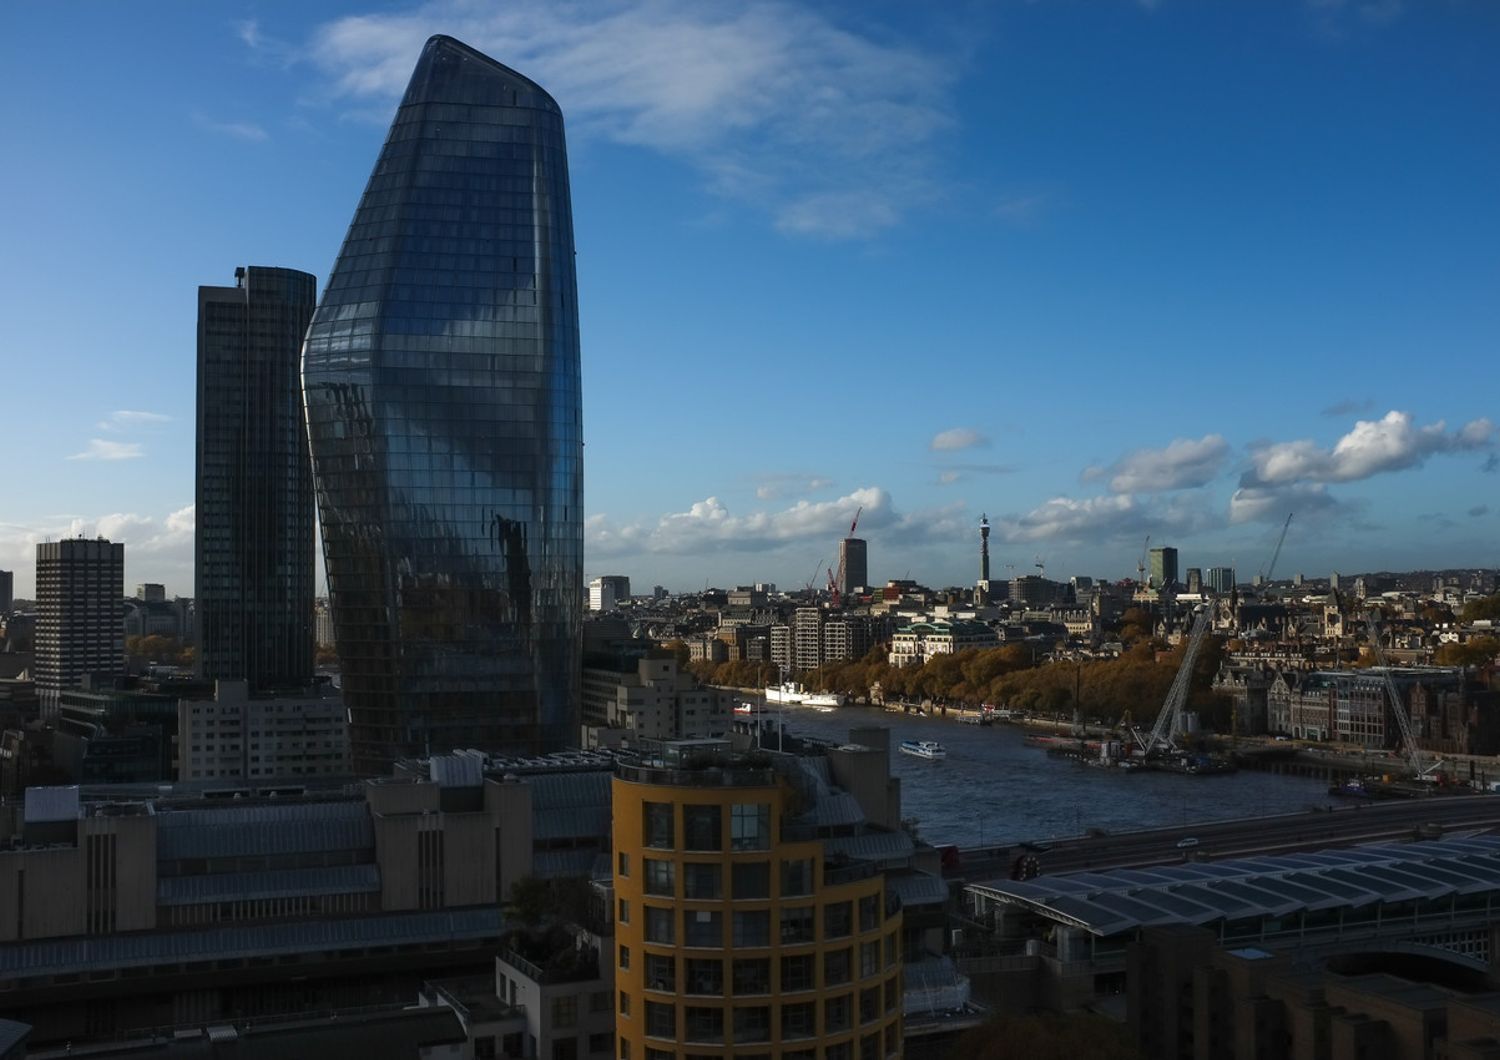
[
  {"xmin": 305, "ymin": 0, "xmax": 958, "ymax": 238},
  {"xmin": 995, "ymin": 494, "xmax": 1207, "ymax": 545},
  {"xmin": 1246, "ymin": 411, "xmax": 1493, "ymax": 487},
  {"xmin": 0, "ymin": 505, "xmax": 195, "ymax": 598},
  {"xmin": 938, "ymin": 471, "xmax": 961, "ymax": 485},
  {"xmin": 192, "ymin": 112, "xmax": 271, "ymax": 142},
  {"xmin": 994, "ymin": 192, "xmax": 1053, "ymax": 227},
  {"xmin": 753, "ymin": 473, "xmax": 833, "ymax": 502},
  {"xmin": 1089, "ymin": 434, "xmax": 1229, "ymax": 494},
  {"xmin": 1227, "ymin": 482, "xmax": 1341, "ymax": 525},
  {"xmin": 97, "ymin": 410, "xmax": 171, "ymax": 432},
  {"xmin": 236, "ymin": 18, "xmax": 263, "ymax": 49},
  {"xmin": 68, "ymin": 439, "xmax": 143, "ymax": 461},
  {"xmin": 930, "ymin": 427, "xmax": 988, "ymax": 452}
]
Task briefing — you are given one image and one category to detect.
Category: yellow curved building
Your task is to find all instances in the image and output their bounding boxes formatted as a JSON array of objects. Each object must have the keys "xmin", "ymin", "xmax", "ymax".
[{"xmin": 613, "ymin": 743, "xmax": 903, "ymax": 1060}]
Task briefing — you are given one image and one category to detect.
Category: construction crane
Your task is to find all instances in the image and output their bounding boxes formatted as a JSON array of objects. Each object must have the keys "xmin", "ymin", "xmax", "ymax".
[
  {"xmin": 1137, "ymin": 535, "xmax": 1151, "ymax": 586},
  {"xmin": 1258, "ymin": 512, "xmax": 1294, "ymax": 585},
  {"xmin": 1034, "ymin": 554, "xmax": 1046, "ymax": 580},
  {"xmin": 1141, "ymin": 601, "xmax": 1214, "ymax": 754},
  {"xmin": 1363, "ymin": 610, "xmax": 1429, "ymax": 778},
  {"xmin": 827, "ymin": 506, "xmax": 863, "ymax": 608}
]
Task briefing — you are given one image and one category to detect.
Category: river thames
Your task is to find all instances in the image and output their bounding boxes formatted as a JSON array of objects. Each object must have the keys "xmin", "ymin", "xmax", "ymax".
[{"xmin": 764, "ymin": 707, "xmax": 1335, "ymax": 848}]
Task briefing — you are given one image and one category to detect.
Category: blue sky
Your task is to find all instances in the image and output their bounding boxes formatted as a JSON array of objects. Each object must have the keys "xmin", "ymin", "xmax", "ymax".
[{"xmin": 2, "ymin": 0, "xmax": 1497, "ymax": 598}]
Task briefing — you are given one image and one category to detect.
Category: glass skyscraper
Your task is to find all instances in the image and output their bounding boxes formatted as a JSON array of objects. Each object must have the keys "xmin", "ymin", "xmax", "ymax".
[
  {"xmin": 303, "ymin": 36, "xmax": 583, "ymax": 771},
  {"xmin": 196, "ymin": 266, "xmax": 318, "ymax": 692}
]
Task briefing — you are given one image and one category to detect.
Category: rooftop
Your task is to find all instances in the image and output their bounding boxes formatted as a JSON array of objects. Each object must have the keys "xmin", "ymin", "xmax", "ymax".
[{"xmin": 969, "ymin": 834, "xmax": 1500, "ymax": 937}]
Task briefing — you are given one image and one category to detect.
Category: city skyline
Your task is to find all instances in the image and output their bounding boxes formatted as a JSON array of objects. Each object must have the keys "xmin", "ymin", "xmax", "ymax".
[{"xmin": 3, "ymin": 1, "xmax": 1498, "ymax": 597}]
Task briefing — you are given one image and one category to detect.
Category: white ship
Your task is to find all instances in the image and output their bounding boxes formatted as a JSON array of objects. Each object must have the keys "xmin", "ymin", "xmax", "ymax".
[
  {"xmin": 764, "ymin": 682, "xmax": 808, "ymax": 705},
  {"xmin": 899, "ymin": 740, "xmax": 947, "ymax": 760},
  {"xmin": 803, "ymin": 691, "xmax": 844, "ymax": 709}
]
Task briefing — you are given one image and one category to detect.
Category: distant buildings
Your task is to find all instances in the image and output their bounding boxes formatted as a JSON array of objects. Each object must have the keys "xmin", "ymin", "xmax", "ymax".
[
  {"xmin": 589, "ymin": 575, "xmax": 631, "ymax": 612},
  {"xmin": 0, "ymin": 569, "xmax": 12, "ymax": 613},
  {"xmin": 136, "ymin": 583, "xmax": 165, "ymax": 603},
  {"xmin": 33, "ymin": 538, "xmax": 124, "ymax": 698},
  {"xmin": 303, "ymin": 37, "xmax": 584, "ymax": 768},
  {"xmin": 1149, "ymin": 546, "xmax": 1180, "ymax": 590},
  {"xmin": 196, "ymin": 266, "xmax": 317, "ymax": 693},
  {"xmin": 1206, "ymin": 566, "xmax": 1236, "ymax": 594},
  {"xmin": 889, "ymin": 620, "xmax": 999, "ymax": 667}
]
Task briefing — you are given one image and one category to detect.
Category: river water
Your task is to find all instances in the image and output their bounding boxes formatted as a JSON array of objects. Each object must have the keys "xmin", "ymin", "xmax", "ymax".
[{"xmin": 764, "ymin": 706, "xmax": 1334, "ymax": 848}]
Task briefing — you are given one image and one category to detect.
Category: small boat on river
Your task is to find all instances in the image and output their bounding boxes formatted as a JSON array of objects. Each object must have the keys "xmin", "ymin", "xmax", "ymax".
[{"xmin": 899, "ymin": 740, "xmax": 947, "ymax": 760}]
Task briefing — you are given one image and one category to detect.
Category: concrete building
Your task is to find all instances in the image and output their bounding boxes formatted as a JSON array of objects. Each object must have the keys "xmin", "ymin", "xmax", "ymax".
[
  {"xmin": 177, "ymin": 679, "xmax": 349, "ymax": 782},
  {"xmin": 823, "ymin": 614, "xmax": 874, "ymax": 664},
  {"xmin": 889, "ymin": 621, "xmax": 999, "ymax": 668},
  {"xmin": 0, "ymin": 569, "xmax": 14, "ymax": 613},
  {"xmin": 1007, "ymin": 576, "xmax": 1059, "ymax": 607},
  {"xmin": 611, "ymin": 734, "xmax": 922, "ymax": 1060},
  {"xmin": 792, "ymin": 607, "xmax": 825, "ymax": 673},
  {"xmin": 34, "ymin": 538, "xmax": 125, "ymax": 698},
  {"xmin": 197, "ymin": 266, "xmax": 318, "ymax": 695},
  {"xmin": 582, "ymin": 651, "xmax": 729, "ymax": 748},
  {"xmin": 1128, "ymin": 923, "xmax": 1500, "ymax": 1060},
  {"xmin": 135, "ymin": 583, "xmax": 166, "ymax": 603},
  {"xmin": 315, "ymin": 599, "xmax": 335, "ymax": 648},
  {"xmin": 0, "ymin": 749, "xmax": 614, "ymax": 1048},
  {"xmin": 1266, "ymin": 666, "xmax": 1473, "ymax": 748},
  {"xmin": 589, "ymin": 576, "xmax": 631, "ymax": 613},
  {"xmin": 1150, "ymin": 546, "xmax": 1180, "ymax": 590},
  {"xmin": 770, "ymin": 625, "xmax": 793, "ymax": 674},
  {"xmin": 840, "ymin": 537, "xmax": 868, "ymax": 597}
]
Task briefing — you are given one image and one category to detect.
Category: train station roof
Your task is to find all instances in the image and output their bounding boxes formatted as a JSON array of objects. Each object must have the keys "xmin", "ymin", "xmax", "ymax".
[{"xmin": 967, "ymin": 835, "xmax": 1500, "ymax": 937}]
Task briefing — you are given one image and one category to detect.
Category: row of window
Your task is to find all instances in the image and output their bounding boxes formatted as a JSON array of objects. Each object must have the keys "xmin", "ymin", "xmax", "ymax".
[
  {"xmin": 627, "ymin": 856, "xmax": 816, "ymax": 900},
  {"xmin": 620, "ymin": 892, "xmax": 884, "ymax": 943},
  {"xmin": 620, "ymin": 983, "xmax": 899, "ymax": 1042},
  {"xmin": 621, "ymin": 1030, "xmax": 896, "ymax": 1060},
  {"xmin": 620, "ymin": 939, "xmax": 899, "ymax": 994},
  {"xmin": 641, "ymin": 802, "xmax": 771, "ymax": 852}
]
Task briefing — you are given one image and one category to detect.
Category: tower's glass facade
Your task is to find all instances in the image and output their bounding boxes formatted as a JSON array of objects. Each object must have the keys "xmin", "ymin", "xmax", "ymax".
[
  {"xmin": 197, "ymin": 266, "xmax": 318, "ymax": 692},
  {"xmin": 303, "ymin": 36, "xmax": 583, "ymax": 772}
]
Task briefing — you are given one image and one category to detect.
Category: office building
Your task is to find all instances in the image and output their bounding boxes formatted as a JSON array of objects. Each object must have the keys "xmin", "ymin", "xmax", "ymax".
[
  {"xmin": 839, "ymin": 537, "xmax": 868, "ymax": 598},
  {"xmin": 1149, "ymin": 546, "xmax": 1179, "ymax": 590},
  {"xmin": 135, "ymin": 583, "xmax": 166, "ymax": 603},
  {"xmin": 1185, "ymin": 568, "xmax": 1202, "ymax": 593},
  {"xmin": 0, "ymin": 750, "xmax": 614, "ymax": 1047},
  {"xmin": 197, "ymin": 266, "xmax": 318, "ymax": 693},
  {"xmin": 303, "ymin": 37, "xmax": 584, "ymax": 769},
  {"xmin": 590, "ymin": 575, "xmax": 632, "ymax": 612},
  {"xmin": 34, "ymin": 538, "xmax": 125, "ymax": 696},
  {"xmin": 611, "ymin": 736, "xmax": 909, "ymax": 1060},
  {"xmin": 178, "ymin": 679, "xmax": 350, "ymax": 781},
  {"xmin": 0, "ymin": 569, "xmax": 12, "ymax": 612},
  {"xmin": 1206, "ymin": 566, "xmax": 1236, "ymax": 594}
]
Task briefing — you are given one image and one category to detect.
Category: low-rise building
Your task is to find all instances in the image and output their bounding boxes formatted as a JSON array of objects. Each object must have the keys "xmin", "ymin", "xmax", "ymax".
[
  {"xmin": 889, "ymin": 621, "xmax": 999, "ymax": 668},
  {"xmin": 581, "ymin": 654, "xmax": 729, "ymax": 748},
  {"xmin": 177, "ymin": 679, "xmax": 349, "ymax": 782}
]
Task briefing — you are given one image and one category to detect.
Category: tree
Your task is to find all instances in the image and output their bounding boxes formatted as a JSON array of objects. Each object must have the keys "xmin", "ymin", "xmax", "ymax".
[
  {"xmin": 1462, "ymin": 595, "xmax": 1500, "ymax": 623},
  {"xmin": 507, "ymin": 875, "xmax": 553, "ymax": 928},
  {"xmin": 1435, "ymin": 637, "xmax": 1500, "ymax": 669}
]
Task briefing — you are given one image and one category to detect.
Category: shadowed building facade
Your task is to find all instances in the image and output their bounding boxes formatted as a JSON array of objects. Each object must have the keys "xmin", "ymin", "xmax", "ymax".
[
  {"xmin": 196, "ymin": 266, "xmax": 318, "ymax": 692},
  {"xmin": 303, "ymin": 36, "xmax": 583, "ymax": 771}
]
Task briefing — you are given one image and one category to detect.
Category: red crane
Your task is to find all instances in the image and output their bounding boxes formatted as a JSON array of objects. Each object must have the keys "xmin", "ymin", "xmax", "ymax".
[{"xmin": 827, "ymin": 506, "xmax": 863, "ymax": 608}]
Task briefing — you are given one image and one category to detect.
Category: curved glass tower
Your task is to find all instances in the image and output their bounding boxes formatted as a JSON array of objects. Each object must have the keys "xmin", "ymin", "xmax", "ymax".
[{"xmin": 303, "ymin": 36, "xmax": 582, "ymax": 772}]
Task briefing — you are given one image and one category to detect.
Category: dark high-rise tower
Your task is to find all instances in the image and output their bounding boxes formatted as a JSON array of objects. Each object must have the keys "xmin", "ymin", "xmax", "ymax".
[
  {"xmin": 196, "ymin": 266, "xmax": 318, "ymax": 692},
  {"xmin": 838, "ymin": 537, "xmax": 867, "ymax": 597},
  {"xmin": 303, "ymin": 36, "xmax": 583, "ymax": 771}
]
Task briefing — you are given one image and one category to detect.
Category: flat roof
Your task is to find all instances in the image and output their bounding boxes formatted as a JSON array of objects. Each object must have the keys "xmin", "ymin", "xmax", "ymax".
[{"xmin": 968, "ymin": 835, "xmax": 1500, "ymax": 937}]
